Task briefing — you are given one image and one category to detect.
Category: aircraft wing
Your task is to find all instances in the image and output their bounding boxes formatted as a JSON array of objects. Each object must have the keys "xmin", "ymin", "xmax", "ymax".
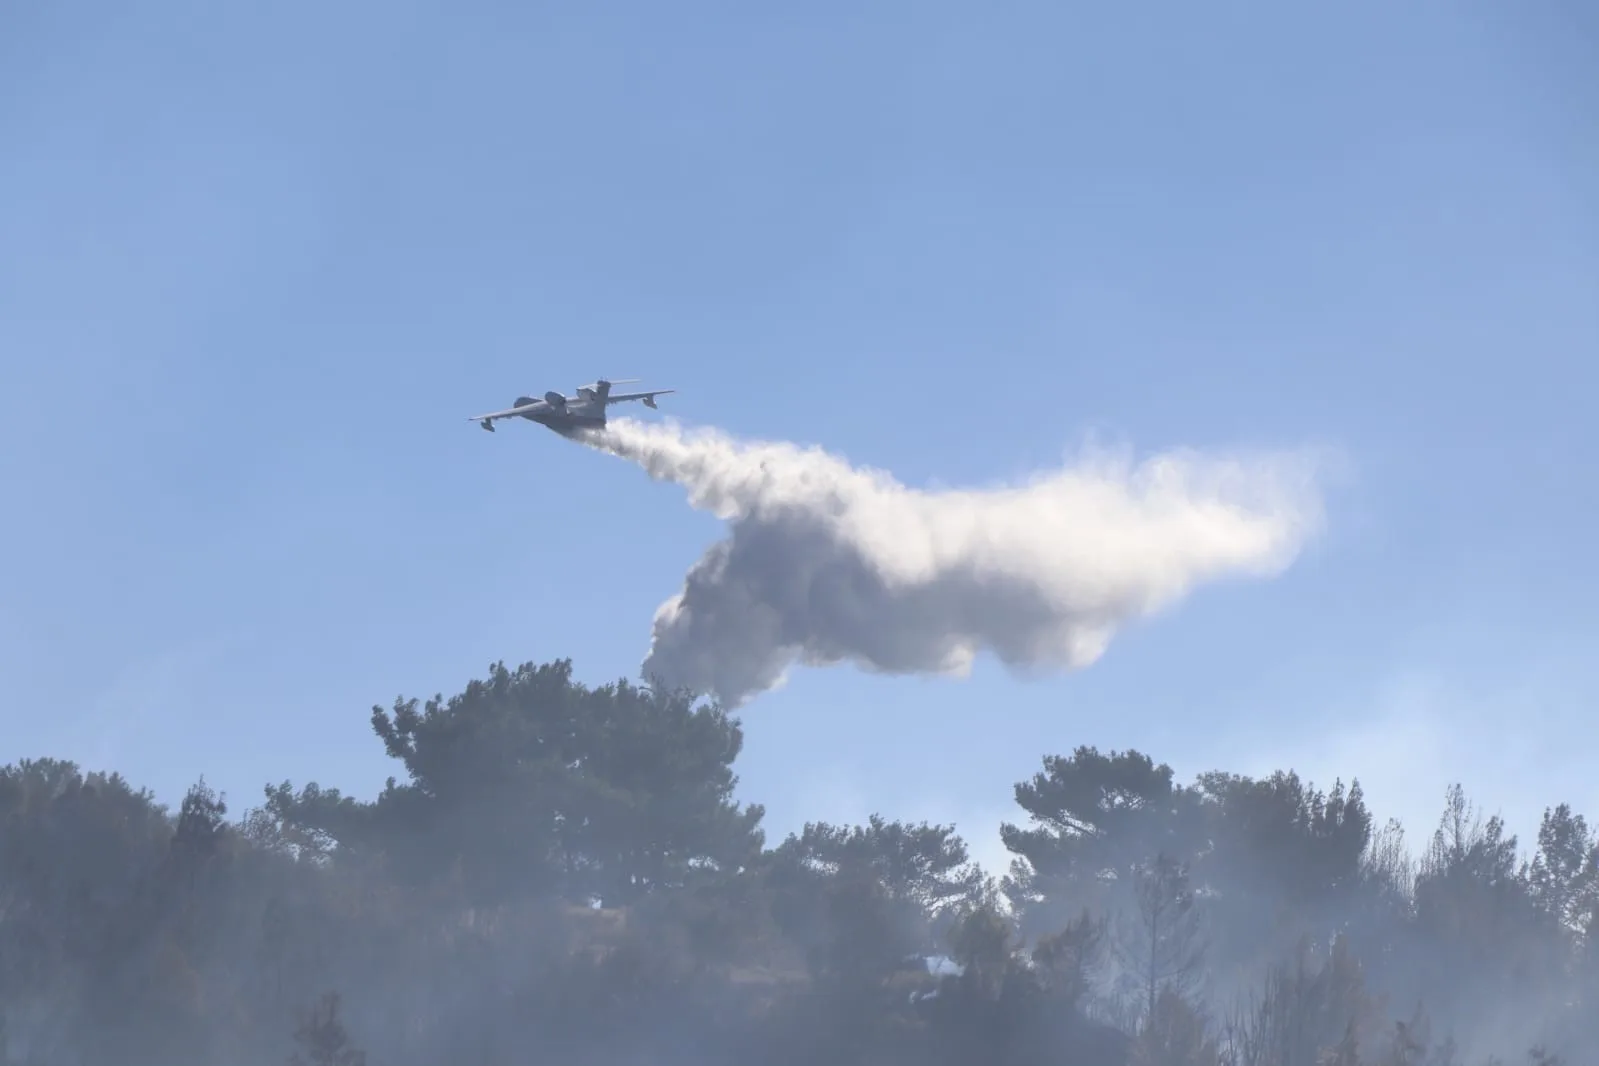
[
  {"xmin": 467, "ymin": 403, "xmax": 537, "ymax": 422},
  {"xmin": 467, "ymin": 403, "xmax": 541, "ymax": 431},
  {"xmin": 606, "ymin": 389, "xmax": 675, "ymax": 407}
]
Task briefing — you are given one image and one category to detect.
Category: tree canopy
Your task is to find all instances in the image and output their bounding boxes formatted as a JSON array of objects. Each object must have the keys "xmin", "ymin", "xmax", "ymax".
[{"xmin": 0, "ymin": 658, "xmax": 1588, "ymax": 1066}]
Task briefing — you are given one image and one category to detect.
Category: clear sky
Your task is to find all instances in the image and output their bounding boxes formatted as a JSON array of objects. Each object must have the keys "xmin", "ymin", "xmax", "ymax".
[{"xmin": 4, "ymin": 3, "xmax": 1595, "ymax": 876}]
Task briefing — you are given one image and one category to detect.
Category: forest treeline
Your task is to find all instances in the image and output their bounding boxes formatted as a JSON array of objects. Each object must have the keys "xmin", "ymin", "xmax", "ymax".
[{"xmin": 0, "ymin": 659, "xmax": 1591, "ymax": 1065}]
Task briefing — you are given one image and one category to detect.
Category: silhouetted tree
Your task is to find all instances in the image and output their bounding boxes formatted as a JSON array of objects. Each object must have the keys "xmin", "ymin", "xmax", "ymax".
[
  {"xmin": 289, "ymin": 992, "xmax": 366, "ymax": 1066},
  {"xmin": 1001, "ymin": 747, "xmax": 1200, "ymax": 935},
  {"xmin": 1525, "ymin": 803, "xmax": 1598, "ymax": 937},
  {"xmin": 768, "ymin": 814, "xmax": 984, "ymax": 955},
  {"xmin": 263, "ymin": 660, "xmax": 765, "ymax": 907},
  {"xmin": 1114, "ymin": 852, "xmax": 1207, "ymax": 1023}
]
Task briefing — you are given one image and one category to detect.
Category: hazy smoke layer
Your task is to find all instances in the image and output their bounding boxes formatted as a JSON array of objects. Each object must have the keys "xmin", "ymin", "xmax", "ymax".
[{"xmin": 580, "ymin": 418, "xmax": 1325, "ymax": 708}]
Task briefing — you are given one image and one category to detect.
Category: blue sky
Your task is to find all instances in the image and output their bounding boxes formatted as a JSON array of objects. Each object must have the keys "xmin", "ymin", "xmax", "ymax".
[{"xmin": 4, "ymin": 3, "xmax": 1595, "ymax": 875}]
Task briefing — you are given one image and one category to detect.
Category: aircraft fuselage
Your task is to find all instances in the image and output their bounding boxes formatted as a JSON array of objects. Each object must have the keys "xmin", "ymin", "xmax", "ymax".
[
  {"xmin": 477, "ymin": 396, "xmax": 606, "ymax": 436},
  {"xmin": 518, "ymin": 407, "xmax": 604, "ymax": 436}
]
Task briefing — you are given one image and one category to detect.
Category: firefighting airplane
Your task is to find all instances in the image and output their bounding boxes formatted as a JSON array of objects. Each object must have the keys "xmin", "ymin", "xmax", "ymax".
[{"xmin": 468, "ymin": 378, "xmax": 675, "ymax": 436}]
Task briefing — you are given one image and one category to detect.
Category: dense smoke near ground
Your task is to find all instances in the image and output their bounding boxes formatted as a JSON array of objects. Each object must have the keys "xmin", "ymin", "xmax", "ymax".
[{"xmin": 580, "ymin": 417, "xmax": 1327, "ymax": 706}]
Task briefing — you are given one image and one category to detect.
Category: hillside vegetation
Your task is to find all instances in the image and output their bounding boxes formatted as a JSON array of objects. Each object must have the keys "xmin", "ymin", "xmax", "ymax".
[{"xmin": 0, "ymin": 659, "xmax": 1590, "ymax": 1065}]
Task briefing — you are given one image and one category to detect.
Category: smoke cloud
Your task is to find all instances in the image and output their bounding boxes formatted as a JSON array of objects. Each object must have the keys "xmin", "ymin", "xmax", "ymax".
[{"xmin": 579, "ymin": 418, "xmax": 1326, "ymax": 708}]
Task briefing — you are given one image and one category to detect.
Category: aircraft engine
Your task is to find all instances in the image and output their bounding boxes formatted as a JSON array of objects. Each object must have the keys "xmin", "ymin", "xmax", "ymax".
[{"xmin": 543, "ymin": 390, "xmax": 566, "ymax": 409}]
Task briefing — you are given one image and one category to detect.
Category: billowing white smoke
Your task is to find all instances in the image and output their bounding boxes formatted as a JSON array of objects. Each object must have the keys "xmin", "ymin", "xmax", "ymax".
[{"xmin": 579, "ymin": 418, "xmax": 1325, "ymax": 708}]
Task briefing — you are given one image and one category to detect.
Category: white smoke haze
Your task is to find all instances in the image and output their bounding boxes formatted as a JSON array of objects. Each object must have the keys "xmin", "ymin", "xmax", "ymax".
[{"xmin": 580, "ymin": 417, "xmax": 1328, "ymax": 708}]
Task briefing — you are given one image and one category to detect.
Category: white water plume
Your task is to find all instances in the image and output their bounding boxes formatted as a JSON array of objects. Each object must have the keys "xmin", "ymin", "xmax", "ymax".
[{"xmin": 578, "ymin": 418, "xmax": 1326, "ymax": 708}]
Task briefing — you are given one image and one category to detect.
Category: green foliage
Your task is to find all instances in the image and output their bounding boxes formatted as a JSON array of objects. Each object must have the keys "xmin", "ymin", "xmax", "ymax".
[
  {"xmin": 1001, "ymin": 746, "xmax": 1197, "ymax": 933},
  {"xmin": 0, "ymin": 658, "xmax": 1587, "ymax": 1066},
  {"xmin": 1524, "ymin": 804, "xmax": 1599, "ymax": 936},
  {"xmin": 263, "ymin": 660, "xmax": 765, "ymax": 907}
]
